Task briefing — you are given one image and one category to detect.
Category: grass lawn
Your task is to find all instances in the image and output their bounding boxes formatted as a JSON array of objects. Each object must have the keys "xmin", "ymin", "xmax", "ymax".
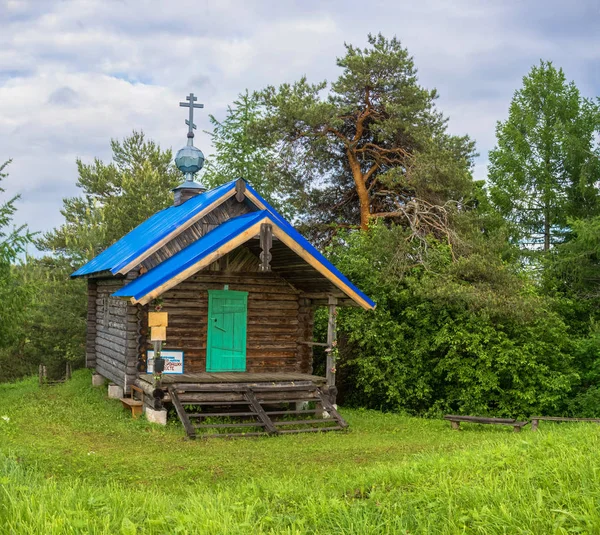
[{"xmin": 1, "ymin": 370, "xmax": 600, "ymax": 534}]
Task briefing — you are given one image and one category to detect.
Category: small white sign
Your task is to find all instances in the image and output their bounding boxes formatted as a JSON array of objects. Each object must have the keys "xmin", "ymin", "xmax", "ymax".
[{"xmin": 147, "ymin": 350, "xmax": 184, "ymax": 374}]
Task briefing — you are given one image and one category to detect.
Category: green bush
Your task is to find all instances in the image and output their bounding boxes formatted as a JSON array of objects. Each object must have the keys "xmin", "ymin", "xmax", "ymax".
[{"xmin": 328, "ymin": 223, "xmax": 577, "ymax": 417}]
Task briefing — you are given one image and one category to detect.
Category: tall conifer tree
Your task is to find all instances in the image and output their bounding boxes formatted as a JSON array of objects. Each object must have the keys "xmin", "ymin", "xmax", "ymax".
[{"xmin": 488, "ymin": 61, "xmax": 600, "ymax": 252}]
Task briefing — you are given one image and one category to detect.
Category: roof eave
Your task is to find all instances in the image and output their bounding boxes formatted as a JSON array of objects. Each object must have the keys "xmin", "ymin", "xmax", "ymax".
[{"xmin": 113, "ymin": 214, "xmax": 376, "ymax": 310}]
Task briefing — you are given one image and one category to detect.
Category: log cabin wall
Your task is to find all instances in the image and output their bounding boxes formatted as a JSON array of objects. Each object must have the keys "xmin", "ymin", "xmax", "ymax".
[
  {"xmin": 94, "ymin": 279, "xmax": 138, "ymax": 388},
  {"xmin": 86, "ymin": 280, "xmax": 97, "ymax": 369},
  {"xmin": 144, "ymin": 266, "xmax": 314, "ymax": 374}
]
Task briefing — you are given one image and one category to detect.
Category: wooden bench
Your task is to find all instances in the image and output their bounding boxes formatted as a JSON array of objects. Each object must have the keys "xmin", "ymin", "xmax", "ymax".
[
  {"xmin": 120, "ymin": 385, "xmax": 144, "ymax": 418},
  {"xmin": 444, "ymin": 415, "xmax": 528, "ymax": 432},
  {"xmin": 530, "ymin": 416, "xmax": 600, "ymax": 431}
]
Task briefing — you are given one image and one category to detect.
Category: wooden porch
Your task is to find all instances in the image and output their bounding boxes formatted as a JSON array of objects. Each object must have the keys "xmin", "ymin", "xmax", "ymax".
[
  {"xmin": 137, "ymin": 371, "xmax": 327, "ymax": 386},
  {"xmin": 135, "ymin": 372, "xmax": 345, "ymax": 438}
]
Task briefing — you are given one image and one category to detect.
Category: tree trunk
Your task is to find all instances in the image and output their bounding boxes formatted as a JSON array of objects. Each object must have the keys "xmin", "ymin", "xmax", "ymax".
[{"xmin": 347, "ymin": 149, "xmax": 370, "ymax": 230}]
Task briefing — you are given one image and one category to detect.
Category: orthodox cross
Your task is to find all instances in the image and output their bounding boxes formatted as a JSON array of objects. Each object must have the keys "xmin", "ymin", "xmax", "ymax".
[{"xmin": 179, "ymin": 93, "xmax": 204, "ymax": 136}]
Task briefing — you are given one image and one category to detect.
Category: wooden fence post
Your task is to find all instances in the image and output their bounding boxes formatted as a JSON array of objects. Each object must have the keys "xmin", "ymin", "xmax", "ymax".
[{"xmin": 326, "ymin": 296, "xmax": 338, "ymax": 390}]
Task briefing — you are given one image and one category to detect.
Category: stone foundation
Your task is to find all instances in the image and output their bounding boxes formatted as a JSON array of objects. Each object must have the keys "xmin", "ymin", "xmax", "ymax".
[
  {"xmin": 107, "ymin": 384, "xmax": 124, "ymax": 399},
  {"xmin": 92, "ymin": 374, "xmax": 104, "ymax": 387},
  {"xmin": 145, "ymin": 407, "xmax": 167, "ymax": 425}
]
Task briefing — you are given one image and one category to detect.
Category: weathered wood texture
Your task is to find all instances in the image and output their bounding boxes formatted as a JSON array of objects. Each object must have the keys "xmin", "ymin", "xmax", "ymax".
[
  {"xmin": 86, "ymin": 280, "xmax": 98, "ymax": 368},
  {"xmin": 142, "ymin": 271, "xmax": 314, "ymax": 374},
  {"xmin": 164, "ymin": 381, "xmax": 346, "ymax": 438},
  {"xmin": 530, "ymin": 416, "xmax": 600, "ymax": 431},
  {"xmin": 94, "ymin": 279, "xmax": 139, "ymax": 388},
  {"xmin": 137, "ymin": 372, "xmax": 326, "ymax": 386},
  {"xmin": 141, "ymin": 197, "xmax": 252, "ymax": 272},
  {"xmin": 326, "ymin": 296, "xmax": 337, "ymax": 386},
  {"xmin": 444, "ymin": 415, "xmax": 529, "ymax": 433}
]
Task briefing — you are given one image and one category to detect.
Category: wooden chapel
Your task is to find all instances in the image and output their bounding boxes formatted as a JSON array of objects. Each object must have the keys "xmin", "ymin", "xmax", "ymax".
[{"xmin": 71, "ymin": 93, "xmax": 375, "ymax": 437}]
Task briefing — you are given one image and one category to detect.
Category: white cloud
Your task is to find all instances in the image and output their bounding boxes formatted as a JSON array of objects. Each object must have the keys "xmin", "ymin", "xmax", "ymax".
[{"xmin": 1, "ymin": 0, "xmax": 599, "ymax": 237}]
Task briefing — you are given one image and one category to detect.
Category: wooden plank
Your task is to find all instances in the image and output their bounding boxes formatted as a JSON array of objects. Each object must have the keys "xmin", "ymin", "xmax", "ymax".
[
  {"xmin": 444, "ymin": 415, "xmax": 517, "ymax": 424},
  {"xmin": 316, "ymin": 387, "xmax": 348, "ymax": 428},
  {"xmin": 173, "ymin": 384, "xmax": 251, "ymax": 392},
  {"xmin": 250, "ymin": 384, "xmax": 317, "ymax": 392},
  {"xmin": 278, "ymin": 427, "xmax": 343, "ymax": 434},
  {"xmin": 530, "ymin": 416, "xmax": 600, "ymax": 423},
  {"xmin": 177, "ymin": 392, "xmax": 247, "ymax": 403},
  {"xmin": 326, "ymin": 296, "xmax": 337, "ymax": 388},
  {"xmin": 274, "ymin": 419, "xmax": 334, "ymax": 426},
  {"xmin": 150, "ymin": 373, "xmax": 326, "ymax": 384},
  {"xmin": 178, "ymin": 400, "xmax": 251, "ymax": 406},
  {"xmin": 200, "ymin": 432, "xmax": 269, "ymax": 439},
  {"xmin": 168, "ymin": 387, "xmax": 196, "ymax": 439},
  {"xmin": 265, "ymin": 409, "xmax": 320, "ymax": 416},
  {"xmin": 243, "ymin": 390, "xmax": 278, "ymax": 434},
  {"xmin": 188, "ymin": 412, "xmax": 257, "ymax": 418},
  {"xmin": 194, "ymin": 422, "xmax": 265, "ymax": 429}
]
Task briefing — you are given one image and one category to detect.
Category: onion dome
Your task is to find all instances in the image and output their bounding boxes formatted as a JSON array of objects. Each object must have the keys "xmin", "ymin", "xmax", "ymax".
[
  {"xmin": 173, "ymin": 92, "xmax": 206, "ymax": 205},
  {"xmin": 175, "ymin": 138, "xmax": 205, "ymax": 177}
]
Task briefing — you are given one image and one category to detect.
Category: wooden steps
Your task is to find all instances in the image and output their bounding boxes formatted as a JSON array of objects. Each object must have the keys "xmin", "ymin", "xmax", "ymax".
[{"xmin": 167, "ymin": 383, "xmax": 347, "ymax": 439}]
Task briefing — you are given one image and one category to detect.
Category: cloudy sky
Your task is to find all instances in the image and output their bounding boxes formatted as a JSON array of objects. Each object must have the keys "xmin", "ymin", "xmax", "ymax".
[{"xmin": 1, "ymin": 0, "xmax": 599, "ymax": 236}]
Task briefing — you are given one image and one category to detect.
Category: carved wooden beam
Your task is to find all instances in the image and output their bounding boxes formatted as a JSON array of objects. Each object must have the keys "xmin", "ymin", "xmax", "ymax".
[{"xmin": 259, "ymin": 223, "xmax": 272, "ymax": 272}]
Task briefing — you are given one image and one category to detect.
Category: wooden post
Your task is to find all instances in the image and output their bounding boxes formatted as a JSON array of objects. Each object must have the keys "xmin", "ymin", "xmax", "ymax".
[
  {"xmin": 326, "ymin": 296, "xmax": 338, "ymax": 388},
  {"xmin": 235, "ymin": 177, "xmax": 246, "ymax": 202},
  {"xmin": 66, "ymin": 362, "xmax": 72, "ymax": 380},
  {"xmin": 259, "ymin": 223, "xmax": 272, "ymax": 272},
  {"xmin": 152, "ymin": 341, "xmax": 161, "ymax": 384}
]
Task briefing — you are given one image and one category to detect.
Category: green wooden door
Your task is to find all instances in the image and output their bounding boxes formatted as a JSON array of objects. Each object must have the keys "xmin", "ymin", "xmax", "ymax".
[{"xmin": 206, "ymin": 290, "xmax": 248, "ymax": 372}]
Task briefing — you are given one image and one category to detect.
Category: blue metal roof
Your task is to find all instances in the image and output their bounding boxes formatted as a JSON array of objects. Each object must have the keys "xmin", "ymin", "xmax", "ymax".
[
  {"xmin": 72, "ymin": 178, "xmax": 375, "ymax": 308},
  {"xmin": 113, "ymin": 211, "xmax": 268, "ymax": 301},
  {"xmin": 244, "ymin": 183, "xmax": 376, "ymax": 309},
  {"xmin": 71, "ymin": 180, "xmax": 237, "ymax": 277}
]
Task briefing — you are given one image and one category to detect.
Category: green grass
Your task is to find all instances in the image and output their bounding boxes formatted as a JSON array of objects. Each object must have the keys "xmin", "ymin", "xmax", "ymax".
[{"xmin": 1, "ymin": 370, "xmax": 600, "ymax": 534}]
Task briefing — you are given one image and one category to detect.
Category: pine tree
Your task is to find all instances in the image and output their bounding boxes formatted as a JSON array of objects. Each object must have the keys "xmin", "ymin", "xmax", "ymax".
[
  {"xmin": 259, "ymin": 33, "xmax": 476, "ymax": 234},
  {"xmin": 39, "ymin": 131, "xmax": 180, "ymax": 263}
]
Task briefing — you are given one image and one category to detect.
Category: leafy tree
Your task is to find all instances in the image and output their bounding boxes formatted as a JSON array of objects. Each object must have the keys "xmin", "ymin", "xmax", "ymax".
[
  {"xmin": 203, "ymin": 91, "xmax": 298, "ymax": 218},
  {"xmin": 328, "ymin": 223, "xmax": 576, "ymax": 417},
  {"xmin": 39, "ymin": 131, "xmax": 180, "ymax": 263},
  {"xmin": 0, "ymin": 133, "xmax": 181, "ymax": 382},
  {"xmin": 488, "ymin": 61, "xmax": 600, "ymax": 252},
  {"xmin": 258, "ymin": 33, "xmax": 476, "ymax": 236},
  {"xmin": 0, "ymin": 160, "xmax": 33, "ymax": 350}
]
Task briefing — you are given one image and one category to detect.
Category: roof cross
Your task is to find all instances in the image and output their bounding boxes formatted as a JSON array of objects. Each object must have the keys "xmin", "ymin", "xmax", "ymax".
[{"xmin": 179, "ymin": 93, "xmax": 204, "ymax": 137}]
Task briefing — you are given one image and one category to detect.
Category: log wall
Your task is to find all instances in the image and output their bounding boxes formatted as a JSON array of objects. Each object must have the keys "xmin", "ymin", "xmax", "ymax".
[
  {"xmin": 86, "ymin": 280, "xmax": 97, "ymax": 368},
  {"xmin": 93, "ymin": 279, "xmax": 138, "ymax": 389},
  {"xmin": 148, "ymin": 269, "xmax": 314, "ymax": 374}
]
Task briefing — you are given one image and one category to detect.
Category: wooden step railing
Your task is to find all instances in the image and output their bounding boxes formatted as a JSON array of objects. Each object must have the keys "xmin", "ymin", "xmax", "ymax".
[{"xmin": 168, "ymin": 383, "xmax": 347, "ymax": 439}]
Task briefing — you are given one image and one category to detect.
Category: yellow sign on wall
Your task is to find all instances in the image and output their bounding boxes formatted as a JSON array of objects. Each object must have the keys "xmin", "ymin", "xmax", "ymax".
[
  {"xmin": 150, "ymin": 326, "xmax": 167, "ymax": 341},
  {"xmin": 148, "ymin": 312, "xmax": 168, "ymax": 327}
]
